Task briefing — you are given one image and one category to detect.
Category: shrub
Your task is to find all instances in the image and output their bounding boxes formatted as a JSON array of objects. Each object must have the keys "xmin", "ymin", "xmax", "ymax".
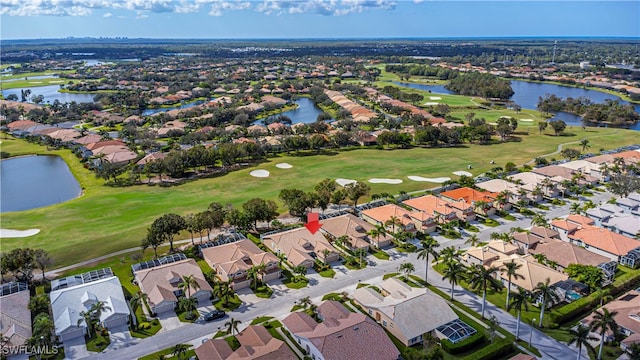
[
  {"xmin": 472, "ymin": 338, "xmax": 514, "ymax": 360},
  {"xmin": 441, "ymin": 332, "xmax": 485, "ymax": 354}
]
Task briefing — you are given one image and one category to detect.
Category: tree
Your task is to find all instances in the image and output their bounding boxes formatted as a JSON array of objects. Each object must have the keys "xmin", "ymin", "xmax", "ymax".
[
  {"xmin": 279, "ymin": 188, "xmax": 316, "ymax": 218},
  {"xmin": 243, "ymin": 198, "xmax": 278, "ymax": 230},
  {"xmin": 530, "ymin": 213, "xmax": 549, "ymax": 228},
  {"xmin": 417, "ymin": 237, "xmax": 439, "ymax": 285},
  {"xmin": 213, "ymin": 280, "xmax": 234, "ymax": 308},
  {"xmin": 315, "ymin": 178, "xmax": 337, "ymax": 213},
  {"xmin": 179, "ymin": 274, "xmax": 200, "ymax": 299},
  {"xmin": 142, "ymin": 227, "xmax": 164, "ymax": 258},
  {"xmin": 442, "ymin": 260, "xmax": 465, "ymax": 301},
  {"xmin": 464, "ymin": 234, "xmax": 485, "ymax": 247},
  {"xmin": 439, "ymin": 246, "xmax": 463, "ymax": 264},
  {"xmin": 566, "ymin": 264, "xmax": 604, "ymax": 291},
  {"xmin": 591, "ymin": 308, "xmax": 619, "ymax": 360},
  {"xmin": 570, "ymin": 202, "xmax": 583, "ymax": 215},
  {"xmin": 172, "ymin": 343, "xmax": 192, "ymax": 360},
  {"xmin": 33, "ymin": 249, "xmax": 52, "ymax": 282},
  {"xmin": 177, "ymin": 296, "xmax": 197, "ymax": 318},
  {"xmin": 28, "ymin": 294, "xmax": 51, "ymax": 317},
  {"xmin": 292, "ymin": 265, "xmax": 307, "ymax": 282},
  {"xmin": 29, "ymin": 313, "xmax": 54, "ymax": 349},
  {"xmin": 385, "ymin": 216, "xmax": 403, "ymax": 235},
  {"xmin": 0, "ymin": 248, "xmax": 37, "ymax": 284},
  {"xmin": 225, "ymin": 317, "xmax": 241, "ymax": 336},
  {"xmin": 507, "ymin": 290, "xmax": 530, "ymax": 341},
  {"xmin": 149, "ymin": 213, "xmax": 187, "ymax": 252},
  {"xmin": 580, "ymin": 139, "xmax": 591, "ymax": 152},
  {"xmin": 532, "ymin": 278, "xmax": 561, "ymax": 327},
  {"xmin": 344, "ymin": 181, "xmax": 370, "ymax": 209},
  {"xmin": 129, "ymin": 291, "xmax": 149, "ymax": 314},
  {"xmin": 354, "ymin": 248, "xmax": 368, "ymax": 267},
  {"xmin": 503, "ymin": 260, "xmax": 524, "ymax": 308},
  {"xmin": 549, "ymin": 120, "xmax": 567, "ymax": 136},
  {"xmin": 568, "ymin": 324, "xmax": 597, "ymax": 360},
  {"xmin": 399, "ymin": 262, "xmax": 415, "ymax": 280},
  {"xmin": 467, "ymin": 264, "xmax": 502, "ymax": 318},
  {"xmin": 538, "ymin": 121, "xmax": 548, "ymax": 134}
]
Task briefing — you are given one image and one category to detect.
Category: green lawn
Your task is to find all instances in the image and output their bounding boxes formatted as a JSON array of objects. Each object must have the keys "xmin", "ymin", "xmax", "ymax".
[
  {"xmin": 2, "ymin": 127, "xmax": 638, "ymax": 268},
  {"xmin": 138, "ymin": 347, "xmax": 195, "ymax": 360},
  {"xmin": 86, "ymin": 333, "xmax": 110, "ymax": 353}
]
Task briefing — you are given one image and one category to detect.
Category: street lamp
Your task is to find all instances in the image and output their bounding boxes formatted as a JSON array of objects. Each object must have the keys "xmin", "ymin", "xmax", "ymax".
[{"xmin": 529, "ymin": 318, "xmax": 536, "ymax": 348}]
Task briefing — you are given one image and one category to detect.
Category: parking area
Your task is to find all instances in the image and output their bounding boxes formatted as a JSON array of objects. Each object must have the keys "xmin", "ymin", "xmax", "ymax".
[
  {"xmin": 105, "ymin": 324, "xmax": 137, "ymax": 352},
  {"xmin": 157, "ymin": 310, "xmax": 185, "ymax": 332},
  {"xmin": 62, "ymin": 336, "xmax": 90, "ymax": 360}
]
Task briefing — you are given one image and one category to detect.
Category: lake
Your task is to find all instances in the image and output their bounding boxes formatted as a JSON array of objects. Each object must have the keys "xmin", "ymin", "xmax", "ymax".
[
  {"xmin": 0, "ymin": 155, "xmax": 82, "ymax": 213},
  {"xmin": 1, "ymin": 84, "xmax": 97, "ymax": 104},
  {"xmin": 141, "ymin": 99, "xmax": 212, "ymax": 116},
  {"xmin": 393, "ymin": 79, "xmax": 640, "ymax": 130},
  {"xmin": 255, "ymin": 97, "xmax": 328, "ymax": 125}
]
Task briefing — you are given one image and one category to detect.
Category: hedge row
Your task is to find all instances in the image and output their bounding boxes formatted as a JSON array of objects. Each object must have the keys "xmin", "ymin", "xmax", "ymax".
[
  {"xmin": 441, "ymin": 332, "xmax": 485, "ymax": 354},
  {"xmin": 465, "ymin": 338, "xmax": 514, "ymax": 360}
]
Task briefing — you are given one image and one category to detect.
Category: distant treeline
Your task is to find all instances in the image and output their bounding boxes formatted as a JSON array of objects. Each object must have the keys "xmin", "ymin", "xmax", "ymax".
[
  {"xmin": 385, "ymin": 64, "xmax": 459, "ymax": 80},
  {"xmin": 445, "ymin": 72, "xmax": 514, "ymax": 100},
  {"xmin": 537, "ymin": 95, "xmax": 639, "ymax": 125}
]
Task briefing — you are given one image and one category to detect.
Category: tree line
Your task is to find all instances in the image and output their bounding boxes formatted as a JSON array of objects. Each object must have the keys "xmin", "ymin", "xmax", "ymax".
[
  {"xmin": 537, "ymin": 95, "xmax": 639, "ymax": 126},
  {"xmin": 445, "ymin": 72, "xmax": 514, "ymax": 100}
]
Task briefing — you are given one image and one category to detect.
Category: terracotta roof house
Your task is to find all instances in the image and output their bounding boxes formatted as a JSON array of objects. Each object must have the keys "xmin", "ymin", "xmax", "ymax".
[
  {"xmin": 85, "ymin": 140, "xmax": 126, "ymax": 151},
  {"xmin": 50, "ymin": 269, "xmax": 129, "ymax": 342},
  {"xmin": 582, "ymin": 289, "xmax": 640, "ymax": 345},
  {"xmin": 201, "ymin": 239, "xmax": 280, "ymax": 290},
  {"xmin": 513, "ymin": 226, "xmax": 559, "ymax": 250},
  {"xmin": 0, "ymin": 283, "xmax": 31, "ymax": 352},
  {"xmin": 195, "ymin": 325, "xmax": 297, "ymax": 360},
  {"xmin": 353, "ymin": 278, "xmax": 460, "ymax": 346},
  {"xmin": 509, "ymin": 172, "xmax": 560, "ymax": 199},
  {"xmin": 533, "ymin": 165, "xmax": 598, "ymax": 186},
  {"xmin": 463, "ymin": 240, "xmax": 518, "ymax": 266},
  {"xmin": 360, "ymin": 204, "xmax": 422, "ymax": 235},
  {"xmin": 260, "ymin": 95, "xmax": 287, "ymax": 106},
  {"xmin": 559, "ymin": 160, "xmax": 609, "ymax": 181},
  {"xmin": 568, "ymin": 226, "xmax": 640, "ymax": 267},
  {"xmin": 6, "ymin": 119, "xmax": 39, "ymax": 131},
  {"xmin": 282, "ymin": 300, "xmax": 400, "ymax": 360},
  {"xmin": 320, "ymin": 213, "xmax": 393, "ymax": 249},
  {"xmin": 551, "ymin": 214, "xmax": 595, "ymax": 242},
  {"xmin": 262, "ymin": 228, "xmax": 339, "ymax": 268},
  {"xmin": 492, "ymin": 255, "xmax": 569, "ymax": 293},
  {"xmin": 403, "ymin": 194, "xmax": 472, "ymax": 223},
  {"xmin": 136, "ymin": 151, "xmax": 166, "ymax": 166},
  {"xmin": 528, "ymin": 237, "xmax": 616, "ymax": 277},
  {"xmin": 72, "ymin": 134, "xmax": 102, "ymax": 145},
  {"xmin": 440, "ymin": 187, "xmax": 498, "ymax": 216},
  {"xmin": 476, "ymin": 179, "xmax": 526, "ymax": 204},
  {"xmin": 134, "ymin": 258, "xmax": 212, "ymax": 315}
]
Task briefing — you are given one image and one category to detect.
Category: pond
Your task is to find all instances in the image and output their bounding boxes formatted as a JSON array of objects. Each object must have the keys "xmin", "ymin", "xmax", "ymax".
[
  {"xmin": 141, "ymin": 99, "xmax": 213, "ymax": 116},
  {"xmin": 0, "ymin": 155, "xmax": 82, "ymax": 213},
  {"xmin": 1, "ymin": 85, "xmax": 97, "ymax": 104},
  {"xmin": 254, "ymin": 97, "xmax": 329, "ymax": 125}
]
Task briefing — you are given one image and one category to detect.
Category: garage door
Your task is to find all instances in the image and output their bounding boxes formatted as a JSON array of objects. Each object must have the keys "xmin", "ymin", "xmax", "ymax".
[{"xmin": 58, "ymin": 327, "xmax": 85, "ymax": 343}]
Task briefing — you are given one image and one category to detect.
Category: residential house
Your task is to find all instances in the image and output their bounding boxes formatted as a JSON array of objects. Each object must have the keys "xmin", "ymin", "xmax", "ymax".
[
  {"xmin": 262, "ymin": 228, "xmax": 339, "ymax": 269},
  {"xmin": 360, "ymin": 204, "xmax": 420, "ymax": 235},
  {"xmin": 134, "ymin": 256, "xmax": 213, "ymax": 314},
  {"xmin": 353, "ymin": 278, "xmax": 461, "ymax": 346},
  {"xmin": 440, "ymin": 187, "xmax": 498, "ymax": 216},
  {"xmin": 282, "ymin": 300, "xmax": 400, "ymax": 360},
  {"xmin": 462, "ymin": 240, "xmax": 518, "ymax": 266},
  {"xmin": 533, "ymin": 165, "xmax": 599, "ymax": 187},
  {"xmin": 492, "ymin": 255, "xmax": 569, "ymax": 293},
  {"xmin": 550, "ymin": 214, "xmax": 595, "ymax": 242},
  {"xmin": 201, "ymin": 239, "xmax": 280, "ymax": 290},
  {"xmin": 0, "ymin": 282, "xmax": 31, "ymax": 353},
  {"xmin": 616, "ymin": 193, "xmax": 640, "ymax": 213},
  {"xmin": 402, "ymin": 195, "xmax": 460, "ymax": 224},
  {"xmin": 513, "ymin": 226, "xmax": 560, "ymax": 251},
  {"xmin": 475, "ymin": 179, "xmax": 525, "ymax": 205},
  {"xmin": 509, "ymin": 172, "xmax": 560, "ymax": 199},
  {"xmin": 195, "ymin": 325, "xmax": 297, "ymax": 360},
  {"xmin": 50, "ymin": 268, "xmax": 129, "ymax": 342},
  {"xmin": 559, "ymin": 160, "xmax": 610, "ymax": 182},
  {"xmin": 320, "ymin": 213, "xmax": 393, "ymax": 249},
  {"xmin": 586, "ymin": 204, "xmax": 626, "ymax": 227},
  {"xmin": 581, "ymin": 289, "xmax": 640, "ymax": 349},
  {"xmin": 604, "ymin": 214, "xmax": 640, "ymax": 239}
]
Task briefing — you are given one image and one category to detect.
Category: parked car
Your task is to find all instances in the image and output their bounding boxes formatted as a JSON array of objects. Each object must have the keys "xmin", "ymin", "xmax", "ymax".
[{"xmin": 204, "ymin": 310, "xmax": 226, "ymax": 321}]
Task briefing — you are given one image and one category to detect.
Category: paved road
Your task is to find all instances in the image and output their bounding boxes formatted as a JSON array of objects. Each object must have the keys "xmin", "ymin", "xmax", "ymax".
[{"xmin": 83, "ymin": 190, "xmax": 615, "ymax": 360}]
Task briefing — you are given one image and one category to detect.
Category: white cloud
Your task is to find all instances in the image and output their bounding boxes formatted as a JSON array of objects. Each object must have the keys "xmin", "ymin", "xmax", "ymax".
[
  {"xmin": 0, "ymin": 0, "xmax": 398, "ymax": 16},
  {"xmin": 103, "ymin": 12, "xmax": 113, "ymax": 17}
]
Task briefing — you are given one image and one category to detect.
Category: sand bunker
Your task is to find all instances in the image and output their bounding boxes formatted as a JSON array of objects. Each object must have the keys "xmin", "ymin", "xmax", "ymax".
[
  {"xmin": 488, "ymin": 122, "xmax": 498, "ymax": 126},
  {"xmin": 250, "ymin": 170, "xmax": 270, "ymax": 178},
  {"xmin": 29, "ymin": 81, "xmax": 43, "ymax": 84},
  {"xmin": 368, "ymin": 178, "xmax": 403, "ymax": 184},
  {"xmin": 336, "ymin": 178, "xmax": 357, "ymax": 187},
  {"xmin": 0, "ymin": 229, "xmax": 40, "ymax": 238},
  {"xmin": 408, "ymin": 176, "xmax": 451, "ymax": 183},
  {"xmin": 520, "ymin": 119, "xmax": 534, "ymax": 122},
  {"xmin": 275, "ymin": 163, "xmax": 293, "ymax": 169},
  {"xmin": 453, "ymin": 171, "xmax": 473, "ymax": 177},
  {"xmin": 424, "ymin": 102, "xmax": 439, "ymax": 106},
  {"xmin": 429, "ymin": 96, "xmax": 442, "ymax": 100}
]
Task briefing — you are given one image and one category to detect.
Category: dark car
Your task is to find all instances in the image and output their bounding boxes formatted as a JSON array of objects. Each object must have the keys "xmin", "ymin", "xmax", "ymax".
[{"xmin": 204, "ymin": 310, "xmax": 226, "ymax": 321}]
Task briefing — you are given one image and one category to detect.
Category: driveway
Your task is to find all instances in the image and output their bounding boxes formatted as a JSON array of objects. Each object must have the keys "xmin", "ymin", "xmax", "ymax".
[
  {"xmin": 157, "ymin": 311, "xmax": 185, "ymax": 332},
  {"xmin": 62, "ymin": 336, "xmax": 91, "ymax": 360},
  {"xmin": 104, "ymin": 325, "xmax": 137, "ymax": 352},
  {"xmin": 236, "ymin": 286, "xmax": 266, "ymax": 305}
]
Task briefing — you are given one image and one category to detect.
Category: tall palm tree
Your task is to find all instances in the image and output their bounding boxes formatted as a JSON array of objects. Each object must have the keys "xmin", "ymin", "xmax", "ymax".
[
  {"xmin": 225, "ymin": 317, "xmax": 241, "ymax": 336},
  {"xmin": 568, "ymin": 324, "xmax": 597, "ymax": 360},
  {"xmin": 78, "ymin": 310, "xmax": 94, "ymax": 338},
  {"xmin": 129, "ymin": 291, "xmax": 149, "ymax": 314},
  {"xmin": 439, "ymin": 246, "xmax": 463, "ymax": 264},
  {"xmin": 467, "ymin": 264, "xmax": 502, "ymax": 319},
  {"xmin": 172, "ymin": 343, "xmax": 192, "ymax": 360},
  {"xmin": 532, "ymin": 278, "xmax": 560, "ymax": 327},
  {"xmin": 530, "ymin": 213, "xmax": 549, "ymax": 228},
  {"xmin": 179, "ymin": 274, "xmax": 200, "ymax": 298},
  {"xmin": 417, "ymin": 237, "xmax": 439, "ymax": 285},
  {"xmin": 570, "ymin": 202, "xmax": 583, "ymax": 215},
  {"xmin": 580, "ymin": 139, "xmax": 591, "ymax": 152},
  {"xmin": 507, "ymin": 290, "xmax": 530, "ymax": 341},
  {"xmin": 464, "ymin": 234, "xmax": 485, "ymax": 247},
  {"xmin": 247, "ymin": 266, "xmax": 259, "ymax": 289},
  {"xmin": 385, "ymin": 215, "xmax": 402, "ymax": 234},
  {"xmin": 442, "ymin": 260, "xmax": 465, "ymax": 301},
  {"xmin": 591, "ymin": 308, "xmax": 619, "ymax": 360},
  {"xmin": 399, "ymin": 262, "xmax": 415, "ymax": 281},
  {"xmin": 503, "ymin": 260, "xmax": 524, "ymax": 308}
]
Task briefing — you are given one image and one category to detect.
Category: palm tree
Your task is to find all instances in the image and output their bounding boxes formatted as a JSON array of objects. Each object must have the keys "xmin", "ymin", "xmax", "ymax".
[
  {"xmin": 213, "ymin": 279, "xmax": 234, "ymax": 307},
  {"xmin": 172, "ymin": 343, "xmax": 192, "ymax": 360},
  {"xmin": 442, "ymin": 260, "xmax": 466, "ymax": 301},
  {"xmin": 385, "ymin": 215, "xmax": 402, "ymax": 235},
  {"xmin": 298, "ymin": 296, "xmax": 312, "ymax": 309},
  {"xmin": 532, "ymin": 278, "xmax": 561, "ymax": 327},
  {"xmin": 177, "ymin": 297, "xmax": 197, "ymax": 318},
  {"xmin": 591, "ymin": 308, "xmax": 619, "ymax": 360},
  {"xmin": 225, "ymin": 317, "xmax": 241, "ymax": 336},
  {"xmin": 247, "ymin": 266, "xmax": 259, "ymax": 289},
  {"xmin": 503, "ymin": 260, "xmax": 524, "ymax": 308},
  {"xmin": 78, "ymin": 310, "xmax": 95, "ymax": 338},
  {"xmin": 530, "ymin": 213, "xmax": 549, "ymax": 228},
  {"xmin": 568, "ymin": 324, "xmax": 597, "ymax": 360},
  {"xmin": 507, "ymin": 290, "xmax": 530, "ymax": 341},
  {"xmin": 570, "ymin": 202, "xmax": 583, "ymax": 215},
  {"xmin": 179, "ymin": 275, "xmax": 200, "ymax": 299},
  {"xmin": 580, "ymin": 139, "xmax": 591, "ymax": 152},
  {"xmin": 417, "ymin": 237, "xmax": 439, "ymax": 285},
  {"xmin": 292, "ymin": 265, "xmax": 307, "ymax": 282},
  {"xmin": 627, "ymin": 343, "xmax": 640, "ymax": 360},
  {"xmin": 129, "ymin": 291, "xmax": 149, "ymax": 314},
  {"xmin": 464, "ymin": 234, "xmax": 485, "ymax": 247},
  {"xmin": 467, "ymin": 264, "xmax": 502, "ymax": 319},
  {"xmin": 439, "ymin": 246, "xmax": 463, "ymax": 264},
  {"xmin": 399, "ymin": 262, "xmax": 415, "ymax": 281}
]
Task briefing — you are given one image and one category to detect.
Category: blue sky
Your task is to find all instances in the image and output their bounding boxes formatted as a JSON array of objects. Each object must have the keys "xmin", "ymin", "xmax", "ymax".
[{"xmin": 1, "ymin": 1, "xmax": 638, "ymax": 40}]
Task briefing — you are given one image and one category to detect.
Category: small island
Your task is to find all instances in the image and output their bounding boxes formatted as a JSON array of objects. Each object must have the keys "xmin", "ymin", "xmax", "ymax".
[{"xmin": 537, "ymin": 94, "xmax": 640, "ymax": 127}]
